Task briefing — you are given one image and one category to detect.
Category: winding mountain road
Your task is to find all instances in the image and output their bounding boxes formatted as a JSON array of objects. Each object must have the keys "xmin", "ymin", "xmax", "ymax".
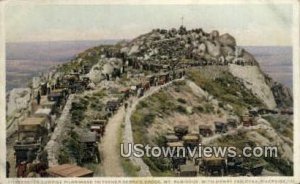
[{"xmin": 123, "ymin": 78, "xmax": 184, "ymax": 176}]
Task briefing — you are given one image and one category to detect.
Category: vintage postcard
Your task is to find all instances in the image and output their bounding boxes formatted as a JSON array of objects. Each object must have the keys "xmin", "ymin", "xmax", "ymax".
[{"xmin": 0, "ymin": 0, "xmax": 299, "ymax": 183}]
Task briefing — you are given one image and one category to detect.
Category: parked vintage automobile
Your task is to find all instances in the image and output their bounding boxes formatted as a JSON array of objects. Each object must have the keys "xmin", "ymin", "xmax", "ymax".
[
  {"xmin": 47, "ymin": 89, "xmax": 66, "ymax": 103},
  {"xmin": 199, "ymin": 124, "xmax": 213, "ymax": 137},
  {"xmin": 167, "ymin": 141, "xmax": 186, "ymax": 170},
  {"xmin": 240, "ymin": 160, "xmax": 266, "ymax": 176},
  {"xmin": 202, "ymin": 156, "xmax": 226, "ymax": 176},
  {"xmin": 214, "ymin": 121, "xmax": 228, "ymax": 133},
  {"xmin": 70, "ymin": 82, "xmax": 85, "ymax": 93},
  {"xmin": 227, "ymin": 118, "xmax": 238, "ymax": 129},
  {"xmin": 14, "ymin": 117, "xmax": 48, "ymax": 165},
  {"xmin": 89, "ymin": 119, "xmax": 107, "ymax": 140},
  {"xmin": 47, "ymin": 164, "xmax": 94, "ymax": 177},
  {"xmin": 79, "ymin": 132, "xmax": 100, "ymax": 164},
  {"xmin": 182, "ymin": 133, "xmax": 200, "ymax": 148},
  {"xmin": 40, "ymin": 95, "xmax": 57, "ymax": 112},
  {"xmin": 174, "ymin": 125, "xmax": 188, "ymax": 139},
  {"xmin": 179, "ymin": 164, "xmax": 197, "ymax": 176},
  {"xmin": 164, "ymin": 133, "xmax": 179, "ymax": 144},
  {"xmin": 227, "ymin": 156, "xmax": 243, "ymax": 174},
  {"xmin": 34, "ymin": 108, "xmax": 53, "ymax": 129},
  {"xmin": 105, "ymin": 100, "xmax": 120, "ymax": 113}
]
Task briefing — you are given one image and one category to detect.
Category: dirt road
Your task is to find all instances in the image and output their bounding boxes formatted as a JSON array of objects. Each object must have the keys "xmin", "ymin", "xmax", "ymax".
[
  {"xmin": 123, "ymin": 78, "xmax": 185, "ymax": 176},
  {"xmin": 97, "ymin": 108, "xmax": 126, "ymax": 176}
]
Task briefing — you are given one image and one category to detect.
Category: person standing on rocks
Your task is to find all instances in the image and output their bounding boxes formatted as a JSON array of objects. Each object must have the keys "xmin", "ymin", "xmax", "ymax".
[
  {"xmin": 36, "ymin": 91, "xmax": 41, "ymax": 105},
  {"xmin": 46, "ymin": 82, "xmax": 51, "ymax": 94},
  {"xmin": 50, "ymin": 114, "xmax": 56, "ymax": 132},
  {"xmin": 56, "ymin": 77, "xmax": 60, "ymax": 88},
  {"xmin": 6, "ymin": 161, "xmax": 10, "ymax": 177}
]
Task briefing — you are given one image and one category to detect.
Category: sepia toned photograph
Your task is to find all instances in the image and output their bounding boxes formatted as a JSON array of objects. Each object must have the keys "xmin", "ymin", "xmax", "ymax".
[{"xmin": 1, "ymin": 0, "xmax": 299, "ymax": 182}]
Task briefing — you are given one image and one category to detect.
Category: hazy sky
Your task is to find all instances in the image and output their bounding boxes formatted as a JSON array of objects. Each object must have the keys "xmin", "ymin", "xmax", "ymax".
[{"xmin": 5, "ymin": 2, "xmax": 293, "ymax": 46}]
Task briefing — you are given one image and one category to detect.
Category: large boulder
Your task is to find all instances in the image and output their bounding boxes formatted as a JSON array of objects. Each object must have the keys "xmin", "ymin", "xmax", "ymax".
[
  {"xmin": 108, "ymin": 58, "xmax": 123, "ymax": 69},
  {"xmin": 198, "ymin": 42, "xmax": 207, "ymax": 56},
  {"xmin": 205, "ymin": 40, "xmax": 221, "ymax": 58},
  {"xmin": 219, "ymin": 33, "xmax": 236, "ymax": 47},
  {"xmin": 221, "ymin": 46, "xmax": 235, "ymax": 56},
  {"xmin": 87, "ymin": 62, "xmax": 105, "ymax": 83},
  {"xmin": 6, "ymin": 88, "xmax": 31, "ymax": 117},
  {"xmin": 271, "ymin": 82, "xmax": 293, "ymax": 108},
  {"xmin": 87, "ymin": 57, "xmax": 123, "ymax": 83},
  {"xmin": 210, "ymin": 30, "xmax": 219, "ymax": 40},
  {"xmin": 102, "ymin": 63, "xmax": 114, "ymax": 75},
  {"xmin": 241, "ymin": 51, "xmax": 258, "ymax": 65}
]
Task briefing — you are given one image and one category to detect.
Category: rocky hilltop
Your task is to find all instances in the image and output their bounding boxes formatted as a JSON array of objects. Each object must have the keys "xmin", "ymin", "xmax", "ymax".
[
  {"xmin": 6, "ymin": 27, "xmax": 293, "ymax": 177},
  {"xmin": 122, "ymin": 27, "xmax": 257, "ymax": 66},
  {"xmin": 86, "ymin": 26, "xmax": 292, "ymax": 109}
]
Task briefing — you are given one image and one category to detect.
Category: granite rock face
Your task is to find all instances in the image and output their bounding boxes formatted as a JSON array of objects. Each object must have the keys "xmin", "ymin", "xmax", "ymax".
[
  {"xmin": 87, "ymin": 57, "xmax": 123, "ymax": 84},
  {"xmin": 270, "ymin": 81, "xmax": 293, "ymax": 108},
  {"xmin": 219, "ymin": 33, "xmax": 236, "ymax": 47},
  {"xmin": 6, "ymin": 88, "xmax": 32, "ymax": 137},
  {"xmin": 6, "ymin": 88, "xmax": 31, "ymax": 117},
  {"xmin": 120, "ymin": 26, "xmax": 258, "ymax": 66}
]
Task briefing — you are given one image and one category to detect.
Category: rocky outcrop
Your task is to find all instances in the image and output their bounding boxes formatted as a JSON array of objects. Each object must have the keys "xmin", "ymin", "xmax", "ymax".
[
  {"xmin": 6, "ymin": 88, "xmax": 31, "ymax": 117},
  {"xmin": 229, "ymin": 64, "xmax": 277, "ymax": 109},
  {"xmin": 241, "ymin": 50, "xmax": 257, "ymax": 65},
  {"xmin": 87, "ymin": 62, "xmax": 106, "ymax": 83},
  {"xmin": 205, "ymin": 40, "xmax": 221, "ymax": 58},
  {"xmin": 87, "ymin": 57, "xmax": 123, "ymax": 84},
  {"xmin": 219, "ymin": 33, "xmax": 236, "ymax": 47},
  {"xmin": 264, "ymin": 74, "xmax": 293, "ymax": 108},
  {"xmin": 6, "ymin": 88, "xmax": 32, "ymax": 137},
  {"xmin": 121, "ymin": 27, "xmax": 258, "ymax": 67},
  {"xmin": 271, "ymin": 82, "xmax": 293, "ymax": 108}
]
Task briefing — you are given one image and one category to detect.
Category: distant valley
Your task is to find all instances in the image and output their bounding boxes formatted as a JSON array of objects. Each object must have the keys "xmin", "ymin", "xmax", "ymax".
[{"xmin": 6, "ymin": 40, "xmax": 119, "ymax": 91}]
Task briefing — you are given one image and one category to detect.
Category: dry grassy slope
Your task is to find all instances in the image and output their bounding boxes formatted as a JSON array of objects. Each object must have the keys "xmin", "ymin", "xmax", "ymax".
[
  {"xmin": 131, "ymin": 80, "xmax": 229, "ymax": 175},
  {"xmin": 131, "ymin": 68, "xmax": 293, "ymax": 176},
  {"xmin": 132, "ymin": 74, "xmax": 259, "ymax": 145},
  {"xmin": 145, "ymin": 81, "xmax": 229, "ymax": 141},
  {"xmin": 131, "ymin": 66, "xmax": 267, "ymax": 145}
]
